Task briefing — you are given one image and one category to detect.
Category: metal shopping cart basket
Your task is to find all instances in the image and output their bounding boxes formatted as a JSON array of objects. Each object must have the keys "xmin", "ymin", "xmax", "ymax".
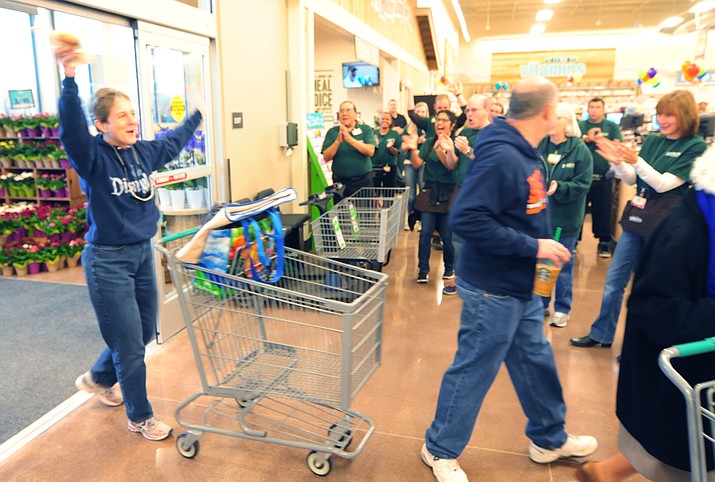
[
  {"xmin": 155, "ymin": 229, "xmax": 388, "ymax": 476},
  {"xmin": 659, "ymin": 338, "xmax": 715, "ymax": 482},
  {"xmin": 311, "ymin": 187, "xmax": 408, "ymax": 271}
]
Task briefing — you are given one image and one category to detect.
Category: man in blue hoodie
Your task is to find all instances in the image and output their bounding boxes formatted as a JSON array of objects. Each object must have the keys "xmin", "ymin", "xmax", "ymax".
[{"xmin": 420, "ymin": 77, "xmax": 598, "ymax": 482}]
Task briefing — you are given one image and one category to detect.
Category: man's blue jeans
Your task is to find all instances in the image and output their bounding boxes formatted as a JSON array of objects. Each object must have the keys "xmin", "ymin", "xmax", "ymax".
[
  {"xmin": 404, "ymin": 163, "xmax": 425, "ymax": 214},
  {"xmin": 82, "ymin": 241, "xmax": 158, "ymax": 423},
  {"xmin": 418, "ymin": 211, "xmax": 454, "ymax": 275},
  {"xmin": 541, "ymin": 234, "xmax": 578, "ymax": 313},
  {"xmin": 425, "ymin": 279, "xmax": 567, "ymax": 459},
  {"xmin": 588, "ymin": 230, "xmax": 647, "ymax": 345}
]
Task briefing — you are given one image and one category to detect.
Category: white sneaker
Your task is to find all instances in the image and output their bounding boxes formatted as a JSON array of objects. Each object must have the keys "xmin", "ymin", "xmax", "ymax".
[
  {"xmin": 127, "ymin": 416, "xmax": 173, "ymax": 441},
  {"xmin": 529, "ymin": 434, "xmax": 598, "ymax": 464},
  {"xmin": 420, "ymin": 443, "xmax": 468, "ymax": 482},
  {"xmin": 75, "ymin": 371, "xmax": 123, "ymax": 407},
  {"xmin": 549, "ymin": 312, "xmax": 569, "ymax": 328}
]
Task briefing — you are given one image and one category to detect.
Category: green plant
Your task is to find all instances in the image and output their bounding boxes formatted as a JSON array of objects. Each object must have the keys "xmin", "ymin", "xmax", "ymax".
[
  {"xmin": 166, "ymin": 182, "xmax": 185, "ymax": 190},
  {"xmin": 9, "ymin": 246, "xmax": 31, "ymax": 267},
  {"xmin": 49, "ymin": 175, "xmax": 67, "ymax": 191},
  {"xmin": 38, "ymin": 242, "xmax": 60, "ymax": 263},
  {"xmin": 39, "ymin": 114, "xmax": 59, "ymax": 129},
  {"xmin": 0, "ymin": 247, "xmax": 9, "ymax": 266}
]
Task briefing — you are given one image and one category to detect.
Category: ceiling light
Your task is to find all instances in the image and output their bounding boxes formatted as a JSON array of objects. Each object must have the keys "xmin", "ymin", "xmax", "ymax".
[
  {"xmin": 531, "ymin": 23, "xmax": 546, "ymax": 34},
  {"xmin": 658, "ymin": 16, "xmax": 684, "ymax": 29},
  {"xmin": 689, "ymin": 1, "xmax": 715, "ymax": 13},
  {"xmin": 543, "ymin": 0, "xmax": 561, "ymax": 4},
  {"xmin": 536, "ymin": 9, "xmax": 554, "ymax": 21}
]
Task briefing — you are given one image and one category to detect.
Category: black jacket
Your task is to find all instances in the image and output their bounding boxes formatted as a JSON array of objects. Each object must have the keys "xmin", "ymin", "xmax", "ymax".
[{"xmin": 617, "ymin": 189, "xmax": 715, "ymax": 471}]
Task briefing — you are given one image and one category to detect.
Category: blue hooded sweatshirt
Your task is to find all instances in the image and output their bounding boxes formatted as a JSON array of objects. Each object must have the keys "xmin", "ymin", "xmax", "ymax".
[
  {"xmin": 450, "ymin": 118, "xmax": 551, "ymax": 300},
  {"xmin": 59, "ymin": 77, "xmax": 202, "ymax": 245}
]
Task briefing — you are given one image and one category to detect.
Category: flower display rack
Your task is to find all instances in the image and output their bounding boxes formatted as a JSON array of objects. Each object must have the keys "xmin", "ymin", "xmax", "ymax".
[{"xmin": 1, "ymin": 166, "xmax": 84, "ymax": 208}]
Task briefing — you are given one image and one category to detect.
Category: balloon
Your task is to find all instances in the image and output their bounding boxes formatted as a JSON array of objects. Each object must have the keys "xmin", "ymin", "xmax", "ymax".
[
  {"xmin": 567, "ymin": 74, "xmax": 574, "ymax": 83},
  {"xmin": 641, "ymin": 73, "xmax": 651, "ymax": 83},
  {"xmin": 637, "ymin": 78, "xmax": 643, "ymax": 85},
  {"xmin": 637, "ymin": 70, "xmax": 646, "ymax": 79},
  {"xmin": 573, "ymin": 73, "xmax": 583, "ymax": 83},
  {"xmin": 651, "ymin": 74, "xmax": 661, "ymax": 87},
  {"xmin": 698, "ymin": 67, "xmax": 707, "ymax": 79},
  {"xmin": 440, "ymin": 75, "xmax": 447, "ymax": 84},
  {"xmin": 503, "ymin": 82, "xmax": 509, "ymax": 91},
  {"xmin": 687, "ymin": 63, "xmax": 701, "ymax": 78},
  {"xmin": 647, "ymin": 67, "xmax": 657, "ymax": 78},
  {"xmin": 495, "ymin": 82, "xmax": 502, "ymax": 91},
  {"xmin": 682, "ymin": 61, "xmax": 691, "ymax": 73}
]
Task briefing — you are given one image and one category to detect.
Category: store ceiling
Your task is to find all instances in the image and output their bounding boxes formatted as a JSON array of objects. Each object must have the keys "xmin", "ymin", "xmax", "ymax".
[{"xmin": 459, "ymin": 0, "xmax": 697, "ymax": 38}]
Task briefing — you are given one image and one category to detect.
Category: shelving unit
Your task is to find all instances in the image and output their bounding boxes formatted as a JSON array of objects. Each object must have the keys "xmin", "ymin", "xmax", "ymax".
[
  {"xmin": 1, "ymin": 165, "xmax": 85, "ymax": 208},
  {"xmin": 1, "ymin": 135, "xmax": 85, "ymax": 208}
]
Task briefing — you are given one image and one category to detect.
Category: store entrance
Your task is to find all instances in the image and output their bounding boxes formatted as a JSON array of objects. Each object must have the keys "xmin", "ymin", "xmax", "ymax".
[{"xmin": 135, "ymin": 22, "xmax": 215, "ymax": 342}]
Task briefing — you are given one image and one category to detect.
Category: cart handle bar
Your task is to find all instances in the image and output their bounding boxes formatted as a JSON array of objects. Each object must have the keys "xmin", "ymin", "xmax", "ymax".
[
  {"xmin": 159, "ymin": 227, "xmax": 200, "ymax": 245},
  {"xmin": 670, "ymin": 337, "xmax": 715, "ymax": 358}
]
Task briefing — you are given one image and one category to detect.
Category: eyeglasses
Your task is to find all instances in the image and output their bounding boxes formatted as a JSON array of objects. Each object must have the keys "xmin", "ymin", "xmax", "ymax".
[
  {"xmin": 435, "ymin": 118, "xmax": 451, "ymax": 123},
  {"xmin": 339, "ymin": 109, "xmax": 355, "ymax": 114},
  {"xmin": 465, "ymin": 108, "xmax": 480, "ymax": 113}
]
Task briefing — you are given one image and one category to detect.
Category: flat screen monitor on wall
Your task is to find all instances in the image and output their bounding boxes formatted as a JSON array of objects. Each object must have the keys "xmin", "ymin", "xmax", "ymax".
[
  {"xmin": 342, "ymin": 62, "xmax": 379, "ymax": 88},
  {"xmin": 620, "ymin": 113, "xmax": 644, "ymax": 131},
  {"xmin": 699, "ymin": 115, "xmax": 715, "ymax": 138}
]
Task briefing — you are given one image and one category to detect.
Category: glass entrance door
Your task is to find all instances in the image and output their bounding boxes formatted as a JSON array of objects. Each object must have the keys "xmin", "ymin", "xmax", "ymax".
[{"xmin": 135, "ymin": 22, "xmax": 215, "ymax": 342}]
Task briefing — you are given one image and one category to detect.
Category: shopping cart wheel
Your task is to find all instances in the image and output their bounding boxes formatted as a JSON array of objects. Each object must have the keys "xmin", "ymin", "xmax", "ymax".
[
  {"xmin": 176, "ymin": 433, "xmax": 200, "ymax": 459},
  {"xmin": 306, "ymin": 450, "xmax": 332, "ymax": 476}
]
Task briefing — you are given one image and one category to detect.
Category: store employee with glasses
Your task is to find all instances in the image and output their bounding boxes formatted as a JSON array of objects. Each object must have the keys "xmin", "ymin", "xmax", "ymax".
[
  {"xmin": 55, "ymin": 39, "xmax": 203, "ymax": 442},
  {"xmin": 322, "ymin": 100, "xmax": 377, "ymax": 199}
]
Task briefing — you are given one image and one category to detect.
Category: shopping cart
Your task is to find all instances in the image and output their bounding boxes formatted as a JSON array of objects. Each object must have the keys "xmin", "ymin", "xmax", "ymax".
[
  {"xmin": 310, "ymin": 187, "xmax": 408, "ymax": 271},
  {"xmin": 155, "ymin": 228, "xmax": 388, "ymax": 476},
  {"xmin": 659, "ymin": 337, "xmax": 715, "ymax": 482}
]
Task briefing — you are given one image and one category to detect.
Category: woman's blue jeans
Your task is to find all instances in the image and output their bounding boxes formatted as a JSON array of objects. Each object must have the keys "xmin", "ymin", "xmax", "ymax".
[
  {"xmin": 418, "ymin": 211, "xmax": 454, "ymax": 275},
  {"xmin": 404, "ymin": 163, "xmax": 425, "ymax": 213},
  {"xmin": 425, "ymin": 279, "xmax": 567, "ymax": 459},
  {"xmin": 82, "ymin": 241, "xmax": 158, "ymax": 423},
  {"xmin": 541, "ymin": 234, "xmax": 578, "ymax": 313},
  {"xmin": 587, "ymin": 229, "xmax": 647, "ymax": 345}
]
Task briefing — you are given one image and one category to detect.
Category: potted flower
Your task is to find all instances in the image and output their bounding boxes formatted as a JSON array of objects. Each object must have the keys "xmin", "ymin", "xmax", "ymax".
[
  {"xmin": 49, "ymin": 174, "xmax": 68, "ymax": 198},
  {"xmin": 6, "ymin": 116, "xmax": 22, "ymax": 138},
  {"xmin": 167, "ymin": 181, "xmax": 186, "ymax": 209},
  {"xmin": 9, "ymin": 246, "xmax": 31, "ymax": 276},
  {"xmin": 0, "ymin": 140, "xmax": 15, "ymax": 167},
  {"xmin": 39, "ymin": 242, "xmax": 61, "ymax": 272},
  {"xmin": 21, "ymin": 115, "xmax": 42, "ymax": 138},
  {"xmin": 0, "ymin": 211, "xmax": 19, "ymax": 245},
  {"xmin": 0, "ymin": 247, "xmax": 12, "ymax": 276},
  {"xmin": 0, "ymin": 115, "xmax": 10, "ymax": 138},
  {"xmin": 36, "ymin": 174, "xmax": 53, "ymax": 198},
  {"xmin": 63, "ymin": 238, "xmax": 86, "ymax": 268},
  {"xmin": 39, "ymin": 113, "xmax": 60, "ymax": 138},
  {"xmin": 184, "ymin": 179, "xmax": 204, "ymax": 210}
]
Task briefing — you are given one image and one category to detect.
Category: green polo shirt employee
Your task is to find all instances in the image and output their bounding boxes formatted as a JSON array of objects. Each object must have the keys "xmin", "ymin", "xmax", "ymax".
[
  {"xmin": 577, "ymin": 97, "xmax": 623, "ymax": 258},
  {"xmin": 322, "ymin": 100, "xmax": 376, "ymax": 199}
]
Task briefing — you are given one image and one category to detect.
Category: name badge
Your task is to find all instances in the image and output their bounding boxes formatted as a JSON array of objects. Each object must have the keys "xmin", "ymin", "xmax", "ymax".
[
  {"xmin": 631, "ymin": 195, "xmax": 647, "ymax": 209},
  {"xmin": 352, "ymin": 128, "xmax": 362, "ymax": 136},
  {"xmin": 547, "ymin": 153, "xmax": 561, "ymax": 164}
]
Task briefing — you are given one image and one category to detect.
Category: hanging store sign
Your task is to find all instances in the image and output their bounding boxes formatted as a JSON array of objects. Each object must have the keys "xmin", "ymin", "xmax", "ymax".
[{"xmin": 492, "ymin": 49, "xmax": 616, "ymax": 84}]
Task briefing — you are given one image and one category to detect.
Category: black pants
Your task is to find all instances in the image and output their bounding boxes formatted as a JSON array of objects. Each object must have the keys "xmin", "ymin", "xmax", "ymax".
[
  {"xmin": 373, "ymin": 168, "xmax": 397, "ymax": 188},
  {"xmin": 586, "ymin": 176, "xmax": 613, "ymax": 242},
  {"xmin": 334, "ymin": 174, "xmax": 374, "ymax": 202}
]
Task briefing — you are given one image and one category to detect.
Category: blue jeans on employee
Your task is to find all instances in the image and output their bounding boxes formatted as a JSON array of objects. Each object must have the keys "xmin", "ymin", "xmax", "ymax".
[
  {"xmin": 425, "ymin": 278, "xmax": 568, "ymax": 458},
  {"xmin": 82, "ymin": 240, "xmax": 158, "ymax": 423},
  {"xmin": 587, "ymin": 230, "xmax": 647, "ymax": 345},
  {"xmin": 541, "ymin": 234, "xmax": 578, "ymax": 313},
  {"xmin": 418, "ymin": 211, "xmax": 454, "ymax": 275},
  {"xmin": 405, "ymin": 163, "xmax": 425, "ymax": 213}
]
